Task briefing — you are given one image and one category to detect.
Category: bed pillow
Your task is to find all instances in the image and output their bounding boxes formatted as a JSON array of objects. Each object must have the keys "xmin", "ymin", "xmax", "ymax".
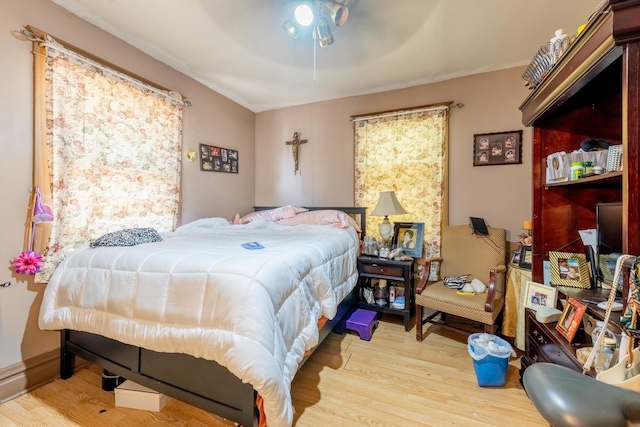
[
  {"xmin": 275, "ymin": 210, "xmax": 361, "ymax": 232},
  {"xmin": 239, "ymin": 205, "xmax": 308, "ymax": 224}
]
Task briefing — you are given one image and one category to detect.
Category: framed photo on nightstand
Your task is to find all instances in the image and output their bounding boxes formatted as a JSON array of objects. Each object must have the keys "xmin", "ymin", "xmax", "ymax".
[{"xmin": 393, "ymin": 222, "xmax": 424, "ymax": 258}]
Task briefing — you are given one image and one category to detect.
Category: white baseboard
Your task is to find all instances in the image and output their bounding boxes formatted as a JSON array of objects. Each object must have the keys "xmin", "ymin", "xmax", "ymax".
[{"xmin": 0, "ymin": 350, "xmax": 60, "ymax": 403}]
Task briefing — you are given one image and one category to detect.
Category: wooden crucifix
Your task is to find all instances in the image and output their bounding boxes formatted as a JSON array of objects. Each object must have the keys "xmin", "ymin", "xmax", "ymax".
[{"xmin": 285, "ymin": 132, "xmax": 308, "ymax": 174}]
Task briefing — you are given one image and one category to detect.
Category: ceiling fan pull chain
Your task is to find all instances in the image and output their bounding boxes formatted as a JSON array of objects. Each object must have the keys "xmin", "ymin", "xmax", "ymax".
[{"xmin": 313, "ymin": 36, "xmax": 317, "ymax": 81}]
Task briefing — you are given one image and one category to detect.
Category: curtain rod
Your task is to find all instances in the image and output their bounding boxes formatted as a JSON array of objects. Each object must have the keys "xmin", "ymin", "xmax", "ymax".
[
  {"xmin": 12, "ymin": 26, "xmax": 189, "ymax": 106},
  {"xmin": 351, "ymin": 102, "xmax": 463, "ymax": 122}
]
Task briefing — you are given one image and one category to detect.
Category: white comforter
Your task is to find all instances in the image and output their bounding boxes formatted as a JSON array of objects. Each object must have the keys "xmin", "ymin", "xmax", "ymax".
[{"xmin": 39, "ymin": 218, "xmax": 359, "ymax": 427}]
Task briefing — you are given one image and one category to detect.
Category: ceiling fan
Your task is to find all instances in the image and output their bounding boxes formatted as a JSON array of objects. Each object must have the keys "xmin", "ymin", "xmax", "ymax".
[{"xmin": 282, "ymin": 0, "xmax": 350, "ymax": 47}]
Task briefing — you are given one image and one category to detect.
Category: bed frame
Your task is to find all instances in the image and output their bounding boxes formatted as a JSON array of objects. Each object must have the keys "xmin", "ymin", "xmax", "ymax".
[{"xmin": 59, "ymin": 206, "xmax": 366, "ymax": 427}]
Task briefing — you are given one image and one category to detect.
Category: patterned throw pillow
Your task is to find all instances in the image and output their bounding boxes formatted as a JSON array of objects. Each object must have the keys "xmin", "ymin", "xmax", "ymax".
[{"xmin": 89, "ymin": 228, "xmax": 163, "ymax": 248}]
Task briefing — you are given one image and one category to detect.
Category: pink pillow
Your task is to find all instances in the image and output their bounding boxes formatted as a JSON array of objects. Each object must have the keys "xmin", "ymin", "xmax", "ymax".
[
  {"xmin": 275, "ymin": 210, "xmax": 362, "ymax": 232},
  {"xmin": 239, "ymin": 205, "xmax": 308, "ymax": 224}
]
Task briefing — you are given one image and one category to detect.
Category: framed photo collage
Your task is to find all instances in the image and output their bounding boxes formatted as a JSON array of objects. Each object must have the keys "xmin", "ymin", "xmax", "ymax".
[{"xmin": 200, "ymin": 144, "xmax": 238, "ymax": 174}]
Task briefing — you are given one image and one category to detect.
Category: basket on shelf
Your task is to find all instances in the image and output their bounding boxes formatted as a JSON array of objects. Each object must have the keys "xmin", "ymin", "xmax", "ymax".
[{"xmin": 522, "ymin": 36, "xmax": 573, "ymax": 90}]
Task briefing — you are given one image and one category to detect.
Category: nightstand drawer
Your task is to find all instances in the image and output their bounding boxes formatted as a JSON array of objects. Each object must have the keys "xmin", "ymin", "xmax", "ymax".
[{"xmin": 361, "ymin": 263, "xmax": 403, "ymax": 278}]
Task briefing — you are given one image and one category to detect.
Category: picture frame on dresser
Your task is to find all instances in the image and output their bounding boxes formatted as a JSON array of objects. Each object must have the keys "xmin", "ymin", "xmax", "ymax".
[
  {"xmin": 549, "ymin": 251, "xmax": 591, "ymax": 289},
  {"xmin": 556, "ymin": 297, "xmax": 587, "ymax": 343},
  {"xmin": 511, "ymin": 247, "xmax": 521, "ymax": 264},
  {"xmin": 518, "ymin": 245, "xmax": 533, "ymax": 269},
  {"xmin": 523, "ymin": 281, "xmax": 557, "ymax": 311}
]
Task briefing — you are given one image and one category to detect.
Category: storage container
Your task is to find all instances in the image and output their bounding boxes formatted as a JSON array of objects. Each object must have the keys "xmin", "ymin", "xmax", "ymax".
[{"xmin": 115, "ymin": 380, "xmax": 169, "ymax": 412}]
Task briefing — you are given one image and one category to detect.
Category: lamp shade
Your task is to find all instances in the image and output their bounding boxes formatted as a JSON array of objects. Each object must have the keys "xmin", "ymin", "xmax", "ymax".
[{"xmin": 371, "ymin": 191, "xmax": 408, "ymax": 217}]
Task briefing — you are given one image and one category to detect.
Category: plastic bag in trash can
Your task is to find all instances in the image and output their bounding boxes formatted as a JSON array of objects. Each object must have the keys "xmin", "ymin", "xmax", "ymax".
[{"xmin": 467, "ymin": 333, "xmax": 516, "ymax": 361}]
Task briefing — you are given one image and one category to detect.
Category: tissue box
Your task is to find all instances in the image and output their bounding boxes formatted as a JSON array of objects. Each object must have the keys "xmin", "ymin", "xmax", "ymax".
[{"xmin": 115, "ymin": 380, "xmax": 169, "ymax": 412}]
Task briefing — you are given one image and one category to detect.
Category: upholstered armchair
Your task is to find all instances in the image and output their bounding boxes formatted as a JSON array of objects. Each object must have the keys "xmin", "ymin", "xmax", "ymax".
[{"xmin": 415, "ymin": 224, "xmax": 507, "ymax": 341}]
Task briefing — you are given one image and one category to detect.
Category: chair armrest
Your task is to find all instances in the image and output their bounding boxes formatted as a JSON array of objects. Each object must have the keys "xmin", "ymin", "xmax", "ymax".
[
  {"xmin": 484, "ymin": 265, "xmax": 506, "ymax": 312},
  {"xmin": 415, "ymin": 269, "xmax": 429, "ymax": 295},
  {"xmin": 416, "ymin": 257, "xmax": 444, "ymax": 295}
]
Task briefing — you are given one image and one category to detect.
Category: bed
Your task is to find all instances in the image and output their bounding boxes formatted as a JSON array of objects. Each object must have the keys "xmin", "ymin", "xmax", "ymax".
[{"xmin": 38, "ymin": 206, "xmax": 366, "ymax": 427}]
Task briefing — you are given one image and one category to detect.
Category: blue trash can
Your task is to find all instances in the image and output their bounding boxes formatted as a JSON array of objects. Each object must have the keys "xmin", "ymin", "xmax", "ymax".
[{"xmin": 468, "ymin": 333, "xmax": 515, "ymax": 387}]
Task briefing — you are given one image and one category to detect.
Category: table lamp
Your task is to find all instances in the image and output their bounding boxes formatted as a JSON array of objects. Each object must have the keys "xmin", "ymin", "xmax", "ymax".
[
  {"xmin": 520, "ymin": 220, "xmax": 533, "ymax": 246},
  {"xmin": 371, "ymin": 191, "xmax": 407, "ymax": 247}
]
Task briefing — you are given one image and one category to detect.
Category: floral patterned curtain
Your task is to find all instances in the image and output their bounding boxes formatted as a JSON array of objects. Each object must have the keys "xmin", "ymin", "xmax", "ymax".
[
  {"xmin": 33, "ymin": 42, "xmax": 183, "ymax": 282},
  {"xmin": 354, "ymin": 107, "xmax": 448, "ymax": 270}
]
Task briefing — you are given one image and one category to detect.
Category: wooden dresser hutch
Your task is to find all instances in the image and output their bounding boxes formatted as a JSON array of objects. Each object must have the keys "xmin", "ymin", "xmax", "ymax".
[{"xmin": 519, "ymin": 0, "xmax": 640, "ymax": 374}]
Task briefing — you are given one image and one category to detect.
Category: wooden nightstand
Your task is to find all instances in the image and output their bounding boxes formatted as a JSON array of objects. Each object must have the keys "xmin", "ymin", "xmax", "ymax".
[{"xmin": 357, "ymin": 255, "xmax": 414, "ymax": 331}]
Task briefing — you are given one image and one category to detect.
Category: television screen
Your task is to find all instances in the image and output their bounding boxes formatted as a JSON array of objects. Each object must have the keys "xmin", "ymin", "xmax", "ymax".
[{"xmin": 596, "ymin": 202, "xmax": 622, "ymax": 285}]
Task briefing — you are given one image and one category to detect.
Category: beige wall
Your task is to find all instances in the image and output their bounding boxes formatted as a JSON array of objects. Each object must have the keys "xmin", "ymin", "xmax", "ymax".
[
  {"xmin": 255, "ymin": 67, "xmax": 533, "ymax": 242},
  {"xmin": 0, "ymin": 0, "xmax": 254, "ymax": 375}
]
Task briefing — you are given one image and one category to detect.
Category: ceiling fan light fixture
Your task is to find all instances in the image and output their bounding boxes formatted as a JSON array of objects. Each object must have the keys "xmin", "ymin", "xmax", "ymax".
[
  {"xmin": 315, "ymin": 17, "xmax": 334, "ymax": 47},
  {"xmin": 320, "ymin": 1, "xmax": 349, "ymax": 27},
  {"xmin": 282, "ymin": 19, "xmax": 299, "ymax": 39},
  {"xmin": 294, "ymin": 3, "xmax": 314, "ymax": 26}
]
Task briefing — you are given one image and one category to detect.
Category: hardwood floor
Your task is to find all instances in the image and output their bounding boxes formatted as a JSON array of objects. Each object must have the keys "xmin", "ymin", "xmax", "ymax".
[{"xmin": 0, "ymin": 316, "xmax": 546, "ymax": 426}]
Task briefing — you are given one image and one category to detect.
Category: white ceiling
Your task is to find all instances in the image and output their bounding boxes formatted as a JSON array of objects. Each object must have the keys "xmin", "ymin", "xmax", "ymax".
[{"xmin": 50, "ymin": 0, "xmax": 602, "ymax": 113}]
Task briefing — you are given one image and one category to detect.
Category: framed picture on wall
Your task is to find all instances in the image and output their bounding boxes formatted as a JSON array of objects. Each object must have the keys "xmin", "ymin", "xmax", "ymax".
[
  {"xmin": 473, "ymin": 130, "xmax": 523, "ymax": 166},
  {"xmin": 200, "ymin": 144, "xmax": 239, "ymax": 174}
]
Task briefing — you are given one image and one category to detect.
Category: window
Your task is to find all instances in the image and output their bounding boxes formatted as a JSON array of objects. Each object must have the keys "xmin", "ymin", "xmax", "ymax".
[
  {"xmin": 32, "ymin": 37, "xmax": 183, "ymax": 282},
  {"xmin": 353, "ymin": 106, "xmax": 448, "ymax": 265}
]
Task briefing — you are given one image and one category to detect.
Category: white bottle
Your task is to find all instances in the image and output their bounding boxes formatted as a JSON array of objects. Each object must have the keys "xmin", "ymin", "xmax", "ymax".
[
  {"xmin": 591, "ymin": 321, "xmax": 617, "ymax": 373},
  {"xmin": 550, "ymin": 29, "xmax": 568, "ymax": 64}
]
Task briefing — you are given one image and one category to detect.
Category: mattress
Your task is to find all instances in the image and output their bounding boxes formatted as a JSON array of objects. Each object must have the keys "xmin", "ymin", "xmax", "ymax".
[{"xmin": 39, "ymin": 218, "xmax": 359, "ymax": 427}]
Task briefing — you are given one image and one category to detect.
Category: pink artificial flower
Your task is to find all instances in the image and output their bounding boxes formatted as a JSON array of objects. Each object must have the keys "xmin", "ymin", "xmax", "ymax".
[{"xmin": 12, "ymin": 251, "xmax": 43, "ymax": 275}]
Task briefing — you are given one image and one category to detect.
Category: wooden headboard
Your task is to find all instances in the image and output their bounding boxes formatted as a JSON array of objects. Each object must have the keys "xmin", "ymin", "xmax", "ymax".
[{"xmin": 253, "ymin": 206, "xmax": 367, "ymax": 237}]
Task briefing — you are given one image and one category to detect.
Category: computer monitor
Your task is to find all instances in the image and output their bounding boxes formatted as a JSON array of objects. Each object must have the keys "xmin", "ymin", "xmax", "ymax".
[{"xmin": 596, "ymin": 202, "xmax": 622, "ymax": 285}]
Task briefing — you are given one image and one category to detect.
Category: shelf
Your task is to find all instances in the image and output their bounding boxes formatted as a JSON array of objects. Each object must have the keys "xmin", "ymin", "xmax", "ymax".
[
  {"xmin": 545, "ymin": 170, "xmax": 622, "ymax": 188},
  {"xmin": 358, "ymin": 301, "xmax": 407, "ymax": 315}
]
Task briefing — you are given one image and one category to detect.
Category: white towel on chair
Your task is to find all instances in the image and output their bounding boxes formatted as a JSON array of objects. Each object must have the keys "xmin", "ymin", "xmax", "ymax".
[{"xmin": 461, "ymin": 279, "xmax": 487, "ymax": 293}]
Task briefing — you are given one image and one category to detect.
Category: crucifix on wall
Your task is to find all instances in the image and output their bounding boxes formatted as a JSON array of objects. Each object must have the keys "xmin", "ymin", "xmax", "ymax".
[{"xmin": 285, "ymin": 132, "xmax": 307, "ymax": 175}]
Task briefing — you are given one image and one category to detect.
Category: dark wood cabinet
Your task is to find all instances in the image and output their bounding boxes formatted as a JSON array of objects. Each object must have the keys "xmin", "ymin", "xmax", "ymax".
[
  {"xmin": 357, "ymin": 256, "xmax": 414, "ymax": 331},
  {"xmin": 519, "ymin": 0, "xmax": 640, "ymax": 284},
  {"xmin": 519, "ymin": 0, "xmax": 640, "ymax": 376},
  {"xmin": 520, "ymin": 287, "xmax": 620, "ymax": 379}
]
